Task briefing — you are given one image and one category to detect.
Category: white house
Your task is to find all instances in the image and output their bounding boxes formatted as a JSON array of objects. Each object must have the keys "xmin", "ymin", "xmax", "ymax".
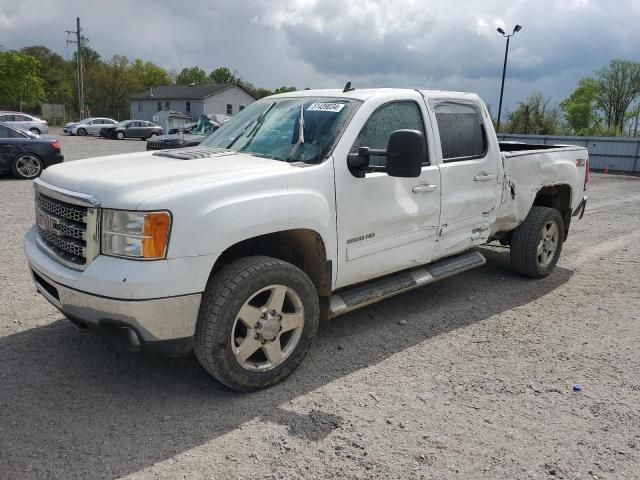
[{"xmin": 130, "ymin": 83, "xmax": 257, "ymax": 122}]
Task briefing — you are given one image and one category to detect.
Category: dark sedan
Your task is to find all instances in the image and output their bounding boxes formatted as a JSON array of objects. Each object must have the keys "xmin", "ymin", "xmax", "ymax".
[
  {"xmin": 100, "ymin": 120, "xmax": 163, "ymax": 140},
  {"xmin": 0, "ymin": 123, "xmax": 63, "ymax": 179}
]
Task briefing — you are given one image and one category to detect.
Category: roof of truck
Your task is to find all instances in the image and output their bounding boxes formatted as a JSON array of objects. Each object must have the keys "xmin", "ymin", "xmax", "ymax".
[{"xmin": 268, "ymin": 88, "xmax": 481, "ymax": 102}]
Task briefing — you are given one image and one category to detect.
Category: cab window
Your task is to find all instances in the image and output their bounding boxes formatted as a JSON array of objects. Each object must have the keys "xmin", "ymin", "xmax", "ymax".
[
  {"xmin": 434, "ymin": 103, "xmax": 487, "ymax": 161},
  {"xmin": 351, "ymin": 101, "xmax": 428, "ymax": 168}
]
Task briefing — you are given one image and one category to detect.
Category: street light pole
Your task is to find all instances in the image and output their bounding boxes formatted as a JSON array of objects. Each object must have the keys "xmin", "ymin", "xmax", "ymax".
[{"xmin": 496, "ymin": 25, "xmax": 522, "ymax": 133}]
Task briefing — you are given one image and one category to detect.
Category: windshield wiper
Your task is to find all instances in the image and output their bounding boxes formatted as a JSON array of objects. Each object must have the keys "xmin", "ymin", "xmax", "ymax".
[
  {"xmin": 286, "ymin": 105, "xmax": 305, "ymax": 161},
  {"xmin": 226, "ymin": 102, "xmax": 275, "ymax": 149}
]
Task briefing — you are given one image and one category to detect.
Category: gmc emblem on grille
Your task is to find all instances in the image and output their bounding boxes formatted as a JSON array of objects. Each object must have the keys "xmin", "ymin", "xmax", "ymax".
[{"xmin": 36, "ymin": 210, "xmax": 64, "ymax": 236}]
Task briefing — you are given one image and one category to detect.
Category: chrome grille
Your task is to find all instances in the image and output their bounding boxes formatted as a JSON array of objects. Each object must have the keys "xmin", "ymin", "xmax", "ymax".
[
  {"xmin": 34, "ymin": 188, "xmax": 100, "ymax": 270},
  {"xmin": 37, "ymin": 194, "xmax": 87, "ymax": 223},
  {"xmin": 37, "ymin": 226, "xmax": 86, "ymax": 259}
]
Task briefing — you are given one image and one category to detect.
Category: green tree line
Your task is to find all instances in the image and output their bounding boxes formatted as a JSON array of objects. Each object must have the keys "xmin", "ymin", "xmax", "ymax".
[
  {"xmin": 0, "ymin": 45, "xmax": 296, "ymax": 120},
  {"xmin": 502, "ymin": 59, "xmax": 640, "ymax": 137}
]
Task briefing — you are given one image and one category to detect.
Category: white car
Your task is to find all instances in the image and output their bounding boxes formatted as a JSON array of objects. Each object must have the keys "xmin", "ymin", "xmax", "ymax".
[
  {"xmin": 25, "ymin": 88, "xmax": 589, "ymax": 391},
  {"xmin": 0, "ymin": 112, "xmax": 49, "ymax": 135},
  {"xmin": 65, "ymin": 117, "xmax": 118, "ymax": 136}
]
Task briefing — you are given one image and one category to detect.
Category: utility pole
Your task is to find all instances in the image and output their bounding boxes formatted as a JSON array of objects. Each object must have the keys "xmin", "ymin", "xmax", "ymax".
[{"xmin": 66, "ymin": 18, "xmax": 87, "ymax": 118}]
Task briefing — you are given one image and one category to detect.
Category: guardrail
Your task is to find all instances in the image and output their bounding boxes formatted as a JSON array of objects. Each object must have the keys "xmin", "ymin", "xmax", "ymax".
[{"xmin": 497, "ymin": 133, "xmax": 640, "ymax": 174}]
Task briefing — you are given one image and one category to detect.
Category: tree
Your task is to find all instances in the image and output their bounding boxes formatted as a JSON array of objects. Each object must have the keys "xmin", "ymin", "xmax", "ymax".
[
  {"xmin": 20, "ymin": 45, "xmax": 75, "ymax": 108},
  {"xmin": 504, "ymin": 92, "xmax": 562, "ymax": 135},
  {"xmin": 560, "ymin": 77, "xmax": 600, "ymax": 135},
  {"xmin": 273, "ymin": 86, "xmax": 297, "ymax": 94},
  {"xmin": 0, "ymin": 51, "xmax": 45, "ymax": 109},
  {"xmin": 594, "ymin": 59, "xmax": 640, "ymax": 134},
  {"xmin": 130, "ymin": 59, "xmax": 172, "ymax": 90},
  {"xmin": 175, "ymin": 66, "xmax": 209, "ymax": 85},
  {"xmin": 209, "ymin": 66, "xmax": 236, "ymax": 84}
]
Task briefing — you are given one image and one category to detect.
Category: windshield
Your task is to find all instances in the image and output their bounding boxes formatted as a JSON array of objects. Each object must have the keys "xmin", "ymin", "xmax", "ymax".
[{"xmin": 201, "ymin": 97, "xmax": 360, "ymax": 163}]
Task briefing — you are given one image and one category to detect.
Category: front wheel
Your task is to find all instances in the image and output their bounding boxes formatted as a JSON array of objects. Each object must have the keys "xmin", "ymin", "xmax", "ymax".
[
  {"xmin": 76, "ymin": 128, "xmax": 87, "ymax": 136},
  {"xmin": 194, "ymin": 256, "xmax": 319, "ymax": 391},
  {"xmin": 116, "ymin": 131, "xmax": 125, "ymax": 140},
  {"xmin": 510, "ymin": 206, "xmax": 564, "ymax": 278}
]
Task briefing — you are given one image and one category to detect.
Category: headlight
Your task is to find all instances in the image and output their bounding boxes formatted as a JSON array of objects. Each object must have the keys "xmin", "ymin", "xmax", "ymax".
[{"xmin": 101, "ymin": 210, "xmax": 171, "ymax": 260}]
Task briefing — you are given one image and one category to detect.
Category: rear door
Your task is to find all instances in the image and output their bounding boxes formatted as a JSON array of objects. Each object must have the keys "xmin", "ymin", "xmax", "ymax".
[
  {"xmin": 428, "ymin": 99, "xmax": 500, "ymax": 258},
  {"xmin": 334, "ymin": 93, "xmax": 441, "ymax": 288}
]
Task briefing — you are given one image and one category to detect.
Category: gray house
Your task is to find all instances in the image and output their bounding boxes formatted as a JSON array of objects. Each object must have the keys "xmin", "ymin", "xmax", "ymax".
[{"xmin": 129, "ymin": 83, "xmax": 257, "ymax": 123}]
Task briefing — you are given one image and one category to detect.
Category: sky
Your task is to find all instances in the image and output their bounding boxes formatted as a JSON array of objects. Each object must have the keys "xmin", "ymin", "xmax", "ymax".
[{"xmin": 1, "ymin": 0, "xmax": 639, "ymax": 113}]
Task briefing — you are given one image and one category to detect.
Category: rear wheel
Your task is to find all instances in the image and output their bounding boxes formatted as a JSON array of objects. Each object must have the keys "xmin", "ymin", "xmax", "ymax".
[
  {"xmin": 12, "ymin": 153, "xmax": 43, "ymax": 179},
  {"xmin": 510, "ymin": 206, "xmax": 564, "ymax": 278},
  {"xmin": 194, "ymin": 256, "xmax": 319, "ymax": 391}
]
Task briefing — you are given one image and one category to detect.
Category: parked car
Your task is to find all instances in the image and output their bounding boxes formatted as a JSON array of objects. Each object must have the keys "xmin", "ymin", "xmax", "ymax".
[
  {"xmin": 99, "ymin": 120, "xmax": 163, "ymax": 140},
  {"xmin": 0, "ymin": 112, "xmax": 49, "ymax": 135},
  {"xmin": 146, "ymin": 113, "xmax": 229, "ymax": 150},
  {"xmin": 65, "ymin": 117, "xmax": 118, "ymax": 136},
  {"xmin": 0, "ymin": 123, "xmax": 63, "ymax": 179},
  {"xmin": 24, "ymin": 88, "xmax": 589, "ymax": 391}
]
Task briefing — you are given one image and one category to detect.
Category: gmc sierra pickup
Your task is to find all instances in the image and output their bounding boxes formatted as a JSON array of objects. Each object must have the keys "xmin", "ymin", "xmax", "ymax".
[{"xmin": 25, "ymin": 88, "xmax": 589, "ymax": 391}]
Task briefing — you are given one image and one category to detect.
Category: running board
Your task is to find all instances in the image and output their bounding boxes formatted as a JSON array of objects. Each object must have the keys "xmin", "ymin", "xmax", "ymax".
[{"xmin": 329, "ymin": 250, "xmax": 486, "ymax": 318}]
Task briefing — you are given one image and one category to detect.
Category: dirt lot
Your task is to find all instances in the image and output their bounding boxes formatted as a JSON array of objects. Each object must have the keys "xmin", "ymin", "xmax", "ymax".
[{"xmin": 1, "ymin": 134, "xmax": 639, "ymax": 479}]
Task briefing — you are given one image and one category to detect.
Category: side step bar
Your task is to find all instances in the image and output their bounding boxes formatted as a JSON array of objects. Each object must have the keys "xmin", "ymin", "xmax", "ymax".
[{"xmin": 329, "ymin": 250, "xmax": 486, "ymax": 318}]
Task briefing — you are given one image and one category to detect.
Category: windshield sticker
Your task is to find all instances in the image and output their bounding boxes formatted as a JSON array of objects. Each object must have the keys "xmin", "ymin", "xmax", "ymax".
[{"xmin": 307, "ymin": 102, "xmax": 346, "ymax": 113}]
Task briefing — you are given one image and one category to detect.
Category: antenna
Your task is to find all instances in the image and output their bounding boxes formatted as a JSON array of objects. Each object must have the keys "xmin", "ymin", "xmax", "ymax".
[{"xmin": 343, "ymin": 81, "xmax": 355, "ymax": 93}]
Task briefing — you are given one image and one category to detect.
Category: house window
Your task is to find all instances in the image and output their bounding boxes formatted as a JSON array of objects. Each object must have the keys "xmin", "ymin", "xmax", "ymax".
[
  {"xmin": 226, "ymin": 104, "xmax": 233, "ymax": 115},
  {"xmin": 137, "ymin": 103, "xmax": 142, "ymax": 112},
  {"xmin": 186, "ymin": 101, "xmax": 191, "ymax": 112},
  {"xmin": 239, "ymin": 105, "xmax": 245, "ymax": 111},
  {"xmin": 157, "ymin": 101, "xmax": 161, "ymax": 112},
  {"xmin": 164, "ymin": 101, "xmax": 170, "ymax": 111}
]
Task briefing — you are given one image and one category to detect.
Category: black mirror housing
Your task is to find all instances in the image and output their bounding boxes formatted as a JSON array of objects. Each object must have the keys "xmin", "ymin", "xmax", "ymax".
[{"xmin": 386, "ymin": 129, "xmax": 425, "ymax": 178}]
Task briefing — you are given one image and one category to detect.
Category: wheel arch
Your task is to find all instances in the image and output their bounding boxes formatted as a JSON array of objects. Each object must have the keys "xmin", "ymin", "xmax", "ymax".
[
  {"xmin": 211, "ymin": 229, "xmax": 332, "ymax": 319},
  {"xmin": 532, "ymin": 184, "xmax": 572, "ymax": 239}
]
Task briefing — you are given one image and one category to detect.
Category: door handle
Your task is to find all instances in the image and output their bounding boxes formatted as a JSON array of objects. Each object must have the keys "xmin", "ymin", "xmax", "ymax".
[
  {"xmin": 412, "ymin": 184, "xmax": 437, "ymax": 193},
  {"xmin": 474, "ymin": 174, "xmax": 496, "ymax": 182}
]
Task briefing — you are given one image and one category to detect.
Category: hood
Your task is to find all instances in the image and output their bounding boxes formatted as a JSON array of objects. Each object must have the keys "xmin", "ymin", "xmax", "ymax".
[
  {"xmin": 39, "ymin": 148, "xmax": 293, "ymax": 208},
  {"xmin": 64, "ymin": 122, "xmax": 79, "ymax": 128}
]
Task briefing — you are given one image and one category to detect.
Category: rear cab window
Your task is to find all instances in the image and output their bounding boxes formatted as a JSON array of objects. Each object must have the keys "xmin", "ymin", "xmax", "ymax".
[{"xmin": 434, "ymin": 102, "xmax": 487, "ymax": 161}]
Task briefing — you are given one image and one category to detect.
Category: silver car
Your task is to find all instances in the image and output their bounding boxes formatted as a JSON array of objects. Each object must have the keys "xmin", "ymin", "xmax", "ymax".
[
  {"xmin": 66, "ymin": 117, "xmax": 118, "ymax": 136},
  {"xmin": 0, "ymin": 112, "xmax": 49, "ymax": 135}
]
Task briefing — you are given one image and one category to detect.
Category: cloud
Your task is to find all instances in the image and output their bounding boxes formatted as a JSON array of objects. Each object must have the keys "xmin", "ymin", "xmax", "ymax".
[{"xmin": 0, "ymin": 0, "xmax": 638, "ymax": 111}]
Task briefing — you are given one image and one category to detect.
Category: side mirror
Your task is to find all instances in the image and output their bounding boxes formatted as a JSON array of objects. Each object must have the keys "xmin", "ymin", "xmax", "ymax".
[{"xmin": 385, "ymin": 129, "xmax": 425, "ymax": 178}]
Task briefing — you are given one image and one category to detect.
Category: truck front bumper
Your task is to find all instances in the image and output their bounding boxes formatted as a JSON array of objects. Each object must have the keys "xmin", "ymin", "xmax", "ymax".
[
  {"xmin": 25, "ymin": 226, "xmax": 207, "ymax": 354},
  {"xmin": 30, "ymin": 266, "xmax": 201, "ymax": 351}
]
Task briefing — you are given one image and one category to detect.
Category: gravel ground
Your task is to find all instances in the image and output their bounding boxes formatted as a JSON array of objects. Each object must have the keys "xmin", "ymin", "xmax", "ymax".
[{"xmin": 1, "ymin": 135, "xmax": 639, "ymax": 479}]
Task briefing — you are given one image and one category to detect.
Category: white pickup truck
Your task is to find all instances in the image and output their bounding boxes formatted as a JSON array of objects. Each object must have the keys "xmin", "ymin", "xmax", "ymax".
[{"xmin": 25, "ymin": 88, "xmax": 589, "ymax": 391}]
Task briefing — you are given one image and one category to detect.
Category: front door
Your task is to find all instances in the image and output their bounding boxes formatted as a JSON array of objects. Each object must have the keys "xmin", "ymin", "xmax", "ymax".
[
  {"xmin": 429, "ymin": 99, "xmax": 500, "ymax": 258},
  {"xmin": 334, "ymin": 95, "xmax": 441, "ymax": 289}
]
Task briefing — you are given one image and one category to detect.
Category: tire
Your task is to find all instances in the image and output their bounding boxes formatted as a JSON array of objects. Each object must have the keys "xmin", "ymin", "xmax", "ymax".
[
  {"xmin": 29, "ymin": 128, "xmax": 41, "ymax": 135},
  {"xmin": 116, "ymin": 131, "xmax": 125, "ymax": 140},
  {"xmin": 150, "ymin": 132, "xmax": 158, "ymax": 138},
  {"xmin": 11, "ymin": 153, "xmax": 43, "ymax": 179},
  {"xmin": 77, "ymin": 128, "xmax": 87, "ymax": 136},
  {"xmin": 194, "ymin": 256, "xmax": 320, "ymax": 391},
  {"xmin": 510, "ymin": 206, "xmax": 564, "ymax": 278}
]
